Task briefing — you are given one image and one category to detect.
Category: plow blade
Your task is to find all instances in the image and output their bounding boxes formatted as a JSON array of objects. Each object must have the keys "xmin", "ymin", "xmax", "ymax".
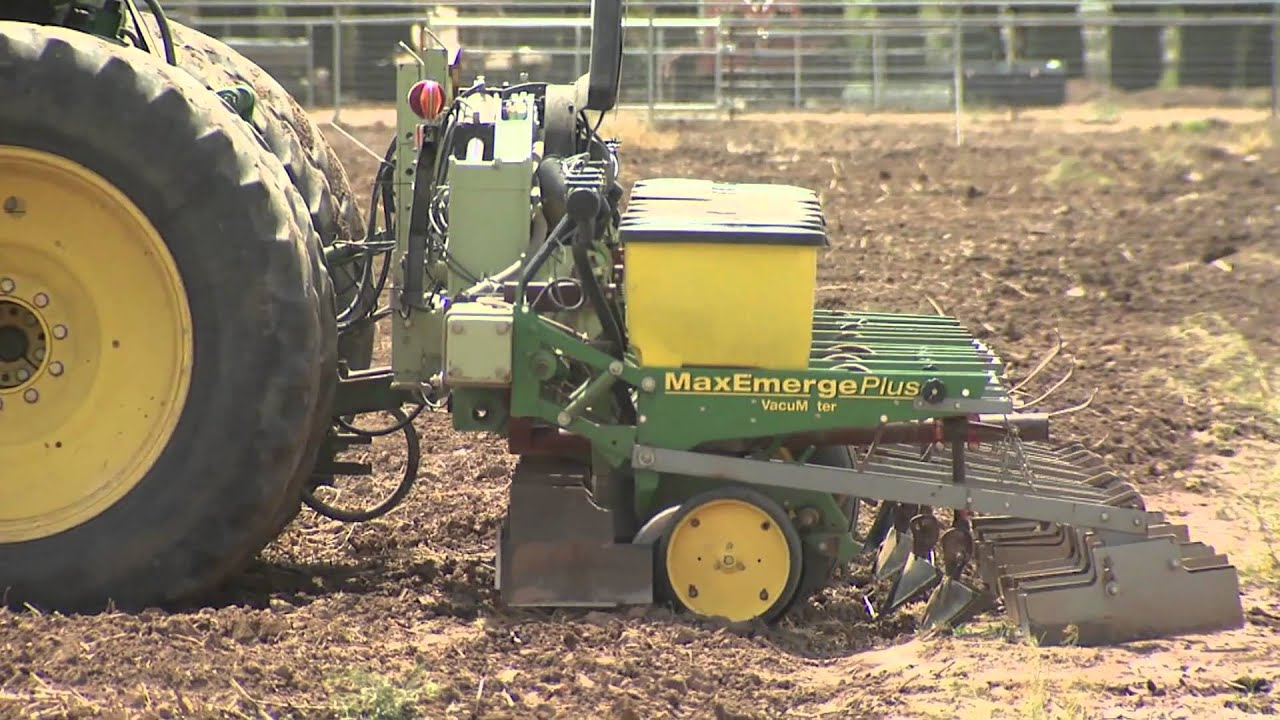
[
  {"xmin": 921, "ymin": 577, "xmax": 979, "ymax": 630},
  {"xmin": 969, "ymin": 444, "xmax": 1244, "ymax": 646}
]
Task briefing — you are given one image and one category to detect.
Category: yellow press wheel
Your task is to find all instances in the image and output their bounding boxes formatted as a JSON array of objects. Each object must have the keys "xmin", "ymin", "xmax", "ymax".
[
  {"xmin": 0, "ymin": 21, "xmax": 336, "ymax": 612},
  {"xmin": 0, "ymin": 147, "xmax": 193, "ymax": 542},
  {"xmin": 658, "ymin": 487, "xmax": 803, "ymax": 623}
]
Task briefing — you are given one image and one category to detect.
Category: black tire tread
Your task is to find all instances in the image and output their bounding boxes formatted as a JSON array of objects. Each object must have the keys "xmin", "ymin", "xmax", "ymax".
[
  {"xmin": 0, "ymin": 21, "xmax": 333, "ymax": 611},
  {"xmin": 146, "ymin": 15, "xmax": 375, "ymax": 369}
]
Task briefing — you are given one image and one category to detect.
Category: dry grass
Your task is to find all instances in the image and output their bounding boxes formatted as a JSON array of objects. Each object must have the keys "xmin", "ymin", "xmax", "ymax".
[
  {"xmin": 595, "ymin": 109, "xmax": 682, "ymax": 150},
  {"xmin": 1167, "ymin": 312, "xmax": 1280, "ymax": 589}
]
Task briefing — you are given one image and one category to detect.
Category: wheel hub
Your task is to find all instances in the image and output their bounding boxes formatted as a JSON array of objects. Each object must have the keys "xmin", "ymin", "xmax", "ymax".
[
  {"xmin": 0, "ymin": 145, "xmax": 194, "ymax": 542},
  {"xmin": 0, "ymin": 298, "xmax": 49, "ymax": 390}
]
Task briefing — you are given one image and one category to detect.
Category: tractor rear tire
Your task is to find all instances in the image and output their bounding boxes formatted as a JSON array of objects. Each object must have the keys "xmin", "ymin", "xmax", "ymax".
[
  {"xmin": 146, "ymin": 15, "xmax": 377, "ymax": 372},
  {"xmin": 0, "ymin": 22, "xmax": 335, "ymax": 612}
]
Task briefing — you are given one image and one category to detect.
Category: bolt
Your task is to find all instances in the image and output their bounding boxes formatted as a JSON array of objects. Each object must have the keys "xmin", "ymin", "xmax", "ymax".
[
  {"xmin": 1100, "ymin": 512, "xmax": 1110, "ymax": 522},
  {"xmin": 722, "ymin": 555, "xmax": 735, "ymax": 566},
  {"xmin": 23, "ymin": 388, "xmax": 37, "ymax": 403},
  {"xmin": 635, "ymin": 448, "xmax": 655, "ymax": 467},
  {"xmin": 0, "ymin": 278, "xmax": 12, "ymax": 294},
  {"xmin": 33, "ymin": 347, "xmax": 44, "ymax": 362},
  {"xmin": 640, "ymin": 377, "xmax": 656, "ymax": 392},
  {"xmin": 451, "ymin": 323, "xmax": 464, "ymax": 334},
  {"xmin": 795, "ymin": 508, "xmax": 820, "ymax": 529},
  {"xmin": 687, "ymin": 585, "xmax": 698, "ymax": 598},
  {"xmin": 49, "ymin": 362, "xmax": 63, "ymax": 377},
  {"xmin": 608, "ymin": 361, "xmax": 624, "ymax": 376},
  {"xmin": 52, "ymin": 325, "xmax": 67, "ymax": 340},
  {"xmin": 33, "ymin": 293, "xmax": 48, "ymax": 308},
  {"xmin": 3, "ymin": 196, "xmax": 25, "ymax": 217},
  {"xmin": 556, "ymin": 411, "xmax": 572, "ymax": 426},
  {"xmin": 16, "ymin": 369, "xmax": 29, "ymax": 382},
  {"xmin": 759, "ymin": 589, "xmax": 769, "ymax": 601},
  {"xmin": 1169, "ymin": 558, "xmax": 1181, "ymax": 570},
  {"xmin": 1105, "ymin": 582, "xmax": 1119, "ymax": 596}
]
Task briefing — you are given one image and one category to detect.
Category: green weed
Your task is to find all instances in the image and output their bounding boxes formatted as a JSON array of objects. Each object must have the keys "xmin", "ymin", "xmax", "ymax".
[
  {"xmin": 326, "ymin": 667, "xmax": 440, "ymax": 720},
  {"xmin": 1041, "ymin": 157, "xmax": 1114, "ymax": 188}
]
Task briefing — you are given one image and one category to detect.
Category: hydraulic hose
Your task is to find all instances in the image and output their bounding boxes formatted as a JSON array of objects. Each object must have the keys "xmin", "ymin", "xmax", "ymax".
[{"xmin": 139, "ymin": 0, "xmax": 176, "ymax": 65}]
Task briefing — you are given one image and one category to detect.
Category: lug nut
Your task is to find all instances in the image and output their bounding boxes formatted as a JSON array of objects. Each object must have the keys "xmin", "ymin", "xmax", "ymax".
[
  {"xmin": 23, "ymin": 388, "xmax": 38, "ymax": 403},
  {"xmin": 16, "ymin": 369, "xmax": 29, "ymax": 382},
  {"xmin": 52, "ymin": 325, "xmax": 67, "ymax": 340},
  {"xmin": 33, "ymin": 348, "xmax": 44, "ymax": 362},
  {"xmin": 33, "ymin": 293, "xmax": 48, "ymax": 308},
  {"xmin": 0, "ymin": 278, "xmax": 13, "ymax": 294},
  {"xmin": 49, "ymin": 362, "xmax": 63, "ymax": 377}
]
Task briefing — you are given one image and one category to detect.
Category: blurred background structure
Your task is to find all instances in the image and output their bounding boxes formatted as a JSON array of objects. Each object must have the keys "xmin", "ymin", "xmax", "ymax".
[{"xmin": 163, "ymin": 1, "xmax": 1279, "ymax": 116}]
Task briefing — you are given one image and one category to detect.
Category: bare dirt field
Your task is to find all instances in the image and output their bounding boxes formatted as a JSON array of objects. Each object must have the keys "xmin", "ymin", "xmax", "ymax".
[{"xmin": 3, "ymin": 101, "xmax": 1280, "ymax": 719}]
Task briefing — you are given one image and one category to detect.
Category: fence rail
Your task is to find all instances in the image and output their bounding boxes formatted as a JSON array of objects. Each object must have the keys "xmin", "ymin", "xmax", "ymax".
[{"xmin": 162, "ymin": 1, "xmax": 1280, "ymax": 124}]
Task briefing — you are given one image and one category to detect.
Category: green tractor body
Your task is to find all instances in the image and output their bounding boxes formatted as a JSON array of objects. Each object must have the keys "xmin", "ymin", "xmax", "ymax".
[{"xmin": 0, "ymin": 0, "xmax": 1246, "ymax": 646}]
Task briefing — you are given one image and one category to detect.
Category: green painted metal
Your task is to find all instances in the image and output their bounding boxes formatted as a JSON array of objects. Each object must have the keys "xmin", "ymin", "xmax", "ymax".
[
  {"xmin": 443, "ymin": 159, "xmax": 535, "ymax": 294},
  {"xmin": 215, "ymin": 86, "xmax": 257, "ymax": 122}
]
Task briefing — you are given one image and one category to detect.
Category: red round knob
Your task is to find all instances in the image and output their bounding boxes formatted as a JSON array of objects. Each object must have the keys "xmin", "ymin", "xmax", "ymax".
[{"xmin": 408, "ymin": 80, "xmax": 446, "ymax": 120}]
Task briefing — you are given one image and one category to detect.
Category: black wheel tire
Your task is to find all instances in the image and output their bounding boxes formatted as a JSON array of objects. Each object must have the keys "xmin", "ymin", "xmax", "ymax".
[
  {"xmin": 144, "ymin": 15, "xmax": 377, "ymax": 371},
  {"xmin": 656, "ymin": 486, "xmax": 804, "ymax": 625},
  {"xmin": 0, "ymin": 22, "xmax": 336, "ymax": 612}
]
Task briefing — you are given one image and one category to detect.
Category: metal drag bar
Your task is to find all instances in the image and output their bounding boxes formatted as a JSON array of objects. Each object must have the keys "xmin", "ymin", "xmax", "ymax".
[{"xmin": 633, "ymin": 446, "xmax": 1159, "ymax": 535}]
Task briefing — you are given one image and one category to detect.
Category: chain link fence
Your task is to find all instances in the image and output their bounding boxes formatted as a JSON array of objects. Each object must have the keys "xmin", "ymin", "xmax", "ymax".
[{"xmin": 164, "ymin": 1, "xmax": 1280, "ymax": 123}]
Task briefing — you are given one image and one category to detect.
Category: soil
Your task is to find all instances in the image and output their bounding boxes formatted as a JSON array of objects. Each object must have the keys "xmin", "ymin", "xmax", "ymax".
[{"xmin": 4, "ymin": 103, "xmax": 1280, "ymax": 719}]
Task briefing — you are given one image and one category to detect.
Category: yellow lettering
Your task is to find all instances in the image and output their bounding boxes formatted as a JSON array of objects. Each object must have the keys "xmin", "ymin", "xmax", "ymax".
[
  {"xmin": 665, "ymin": 372, "xmax": 691, "ymax": 392},
  {"xmin": 782, "ymin": 378, "xmax": 802, "ymax": 394},
  {"xmin": 884, "ymin": 379, "xmax": 903, "ymax": 396},
  {"xmin": 904, "ymin": 380, "xmax": 921, "ymax": 396},
  {"xmin": 712, "ymin": 376, "xmax": 732, "ymax": 392},
  {"xmin": 693, "ymin": 376, "xmax": 712, "ymax": 392},
  {"xmin": 754, "ymin": 377, "xmax": 782, "ymax": 394},
  {"xmin": 838, "ymin": 379, "xmax": 860, "ymax": 397},
  {"xmin": 761, "ymin": 398, "xmax": 810, "ymax": 413},
  {"xmin": 733, "ymin": 373, "xmax": 752, "ymax": 392},
  {"xmin": 861, "ymin": 376, "xmax": 883, "ymax": 394},
  {"xmin": 817, "ymin": 379, "xmax": 838, "ymax": 399}
]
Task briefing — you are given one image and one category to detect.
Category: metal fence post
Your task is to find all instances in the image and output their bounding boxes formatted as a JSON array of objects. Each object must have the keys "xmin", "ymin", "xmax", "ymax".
[
  {"xmin": 331, "ymin": 5, "xmax": 343, "ymax": 123},
  {"xmin": 714, "ymin": 23, "xmax": 724, "ymax": 112},
  {"xmin": 953, "ymin": 18, "xmax": 964, "ymax": 146},
  {"xmin": 306, "ymin": 23, "xmax": 316, "ymax": 108},
  {"xmin": 1272, "ymin": 0, "xmax": 1279, "ymax": 119},
  {"xmin": 649, "ymin": 17, "xmax": 657, "ymax": 117},
  {"xmin": 793, "ymin": 34, "xmax": 802, "ymax": 109}
]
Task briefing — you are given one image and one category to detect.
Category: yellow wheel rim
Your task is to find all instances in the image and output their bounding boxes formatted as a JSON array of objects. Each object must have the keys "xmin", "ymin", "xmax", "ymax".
[
  {"xmin": 0, "ymin": 146, "xmax": 193, "ymax": 542},
  {"xmin": 664, "ymin": 495, "xmax": 796, "ymax": 622}
]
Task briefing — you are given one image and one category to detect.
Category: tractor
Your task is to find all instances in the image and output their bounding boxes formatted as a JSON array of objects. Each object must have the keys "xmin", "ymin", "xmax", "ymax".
[{"xmin": 0, "ymin": 0, "xmax": 1246, "ymax": 646}]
